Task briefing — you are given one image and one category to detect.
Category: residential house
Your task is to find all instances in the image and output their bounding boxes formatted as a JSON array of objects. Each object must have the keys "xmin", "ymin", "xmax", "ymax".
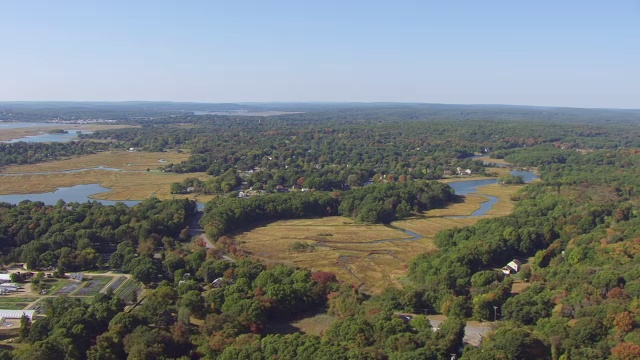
[{"xmin": 507, "ymin": 259, "xmax": 522, "ymax": 272}]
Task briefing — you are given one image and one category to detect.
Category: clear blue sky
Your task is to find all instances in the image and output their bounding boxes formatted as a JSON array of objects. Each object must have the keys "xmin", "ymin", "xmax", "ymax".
[{"xmin": 1, "ymin": 0, "xmax": 639, "ymax": 108}]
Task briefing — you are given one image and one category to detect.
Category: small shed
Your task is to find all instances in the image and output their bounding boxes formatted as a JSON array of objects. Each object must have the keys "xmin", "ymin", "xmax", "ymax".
[
  {"xmin": 1, "ymin": 283, "xmax": 20, "ymax": 288},
  {"xmin": 212, "ymin": 277, "xmax": 224, "ymax": 288},
  {"xmin": 0, "ymin": 285, "xmax": 18, "ymax": 293}
]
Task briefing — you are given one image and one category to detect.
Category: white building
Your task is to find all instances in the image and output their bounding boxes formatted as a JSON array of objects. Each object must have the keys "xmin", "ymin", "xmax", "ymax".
[
  {"xmin": 0, "ymin": 285, "xmax": 18, "ymax": 293},
  {"xmin": 507, "ymin": 259, "xmax": 522, "ymax": 273},
  {"xmin": 0, "ymin": 310, "xmax": 36, "ymax": 321}
]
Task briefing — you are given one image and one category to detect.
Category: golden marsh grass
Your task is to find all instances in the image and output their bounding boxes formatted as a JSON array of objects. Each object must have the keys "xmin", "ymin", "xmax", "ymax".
[{"xmin": 235, "ymin": 181, "xmax": 523, "ymax": 294}]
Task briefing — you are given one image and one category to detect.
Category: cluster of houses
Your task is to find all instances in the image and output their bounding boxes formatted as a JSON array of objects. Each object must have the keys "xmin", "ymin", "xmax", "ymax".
[
  {"xmin": 0, "ymin": 273, "xmax": 36, "ymax": 324},
  {"xmin": 501, "ymin": 259, "xmax": 522, "ymax": 275},
  {"xmin": 442, "ymin": 168, "xmax": 473, "ymax": 176}
]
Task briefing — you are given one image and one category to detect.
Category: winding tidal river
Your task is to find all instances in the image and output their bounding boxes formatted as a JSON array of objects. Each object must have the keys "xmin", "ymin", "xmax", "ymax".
[{"xmin": 0, "ymin": 169, "xmax": 537, "ymax": 227}]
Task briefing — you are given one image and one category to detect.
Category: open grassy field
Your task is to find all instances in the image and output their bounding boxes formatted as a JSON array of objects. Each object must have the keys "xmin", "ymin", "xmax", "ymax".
[
  {"xmin": 0, "ymin": 124, "xmax": 137, "ymax": 142},
  {"xmin": 41, "ymin": 278, "xmax": 71, "ymax": 294},
  {"xmin": 266, "ymin": 312, "xmax": 337, "ymax": 336},
  {"xmin": 0, "ymin": 302, "xmax": 32, "ymax": 310},
  {"xmin": 0, "ymin": 151, "xmax": 215, "ymax": 202},
  {"xmin": 235, "ymin": 181, "xmax": 524, "ymax": 294}
]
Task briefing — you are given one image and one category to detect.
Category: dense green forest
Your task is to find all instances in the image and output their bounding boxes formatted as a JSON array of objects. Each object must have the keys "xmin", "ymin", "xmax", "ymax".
[
  {"xmin": 0, "ymin": 198, "xmax": 195, "ymax": 282},
  {"xmin": 406, "ymin": 149, "xmax": 640, "ymax": 359},
  {"xmin": 3, "ymin": 101, "xmax": 640, "ymax": 124},
  {"xmin": 79, "ymin": 108, "xmax": 640, "ymax": 194},
  {"xmin": 0, "ymin": 142, "xmax": 110, "ymax": 168},
  {"xmin": 1, "ymin": 104, "xmax": 640, "ymax": 359}
]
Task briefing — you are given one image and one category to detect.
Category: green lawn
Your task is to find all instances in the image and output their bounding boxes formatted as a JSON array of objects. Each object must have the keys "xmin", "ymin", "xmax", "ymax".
[
  {"xmin": 0, "ymin": 302, "xmax": 32, "ymax": 310},
  {"xmin": 43, "ymin": 278, "xmax": 72, "ymax": 294},
  {"xmin": 0, "ymin": 297, "xmax": 37, "ymax": 303}
]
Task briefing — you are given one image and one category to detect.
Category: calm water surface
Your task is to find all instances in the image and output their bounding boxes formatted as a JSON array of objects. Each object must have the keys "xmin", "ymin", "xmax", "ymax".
[
  {"xmin": 0, "ymin": 184, "xmax": 139, "ymax": 207},
  {"xmin": 3, "ymin": 131, "xmax": 92, "ymax": 143},
  {"xmin": 446, "ymin": 170, "xmax": 537, "ymax": 217},
  {"xmin": 0, "ymin": 122, "xmax": 54, "ymax": 129},
  {"xmin": 0, "ymin": 122, "xmax": 92, "ymax": 143},
  {"xmin": 0, "ymin": 184, "xmax": 205, "ymax": 209}
]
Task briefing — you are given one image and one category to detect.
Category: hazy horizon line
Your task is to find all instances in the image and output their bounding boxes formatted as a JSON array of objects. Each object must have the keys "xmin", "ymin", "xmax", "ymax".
[{"xmin": 0, "ymin": 100, "xmax": 638, "ymax": 111}]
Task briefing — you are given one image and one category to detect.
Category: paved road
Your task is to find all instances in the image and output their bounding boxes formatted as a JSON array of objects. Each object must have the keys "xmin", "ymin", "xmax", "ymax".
[{"xmin": 188, "ymin": 211, "xmax": 235, "ymax": 262}]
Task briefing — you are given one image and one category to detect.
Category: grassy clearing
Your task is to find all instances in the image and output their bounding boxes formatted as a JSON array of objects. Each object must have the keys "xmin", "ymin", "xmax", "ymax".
[
  {"xmin": 289, "ymin": 313, "xmax": 337, "ymax": 336},
  {"xmin": 511, "ymin": 281, "xmax": 531, "ymax": 295},
  {"xmin": 0, "ymin": 302, "xmax": 30, "ymax": 310},
  {"xmin": 0, "ymin": 124, "xmax": 136, "ymax": 142},
  {"xmin": 0, "ymin": 297, "xmax": 37, "ymax": 310},
  {"xmin": 0, "ymin": 297, "xmax": 37, "ymax": 303},
  {"xmin": 44, "ymin": 278, "xmax": 72, "ymax": 294},
  {"xmin": 265, "ymin": 310, "xmax": 336, "ymax": 336}
]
